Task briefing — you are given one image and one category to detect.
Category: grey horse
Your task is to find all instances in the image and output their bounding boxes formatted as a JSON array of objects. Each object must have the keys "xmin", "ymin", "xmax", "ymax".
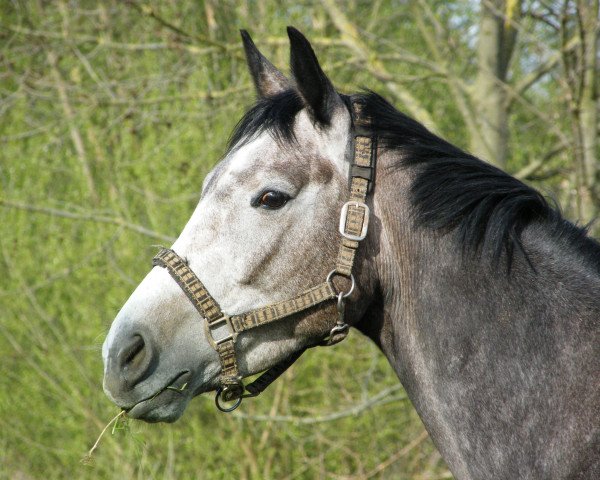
[{"xmin": 103, "ymin": 28, "xmax": 600, "ymax": 479}]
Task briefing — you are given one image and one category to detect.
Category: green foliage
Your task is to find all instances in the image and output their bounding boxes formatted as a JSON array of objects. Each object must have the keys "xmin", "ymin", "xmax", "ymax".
[{"xmin": 0, "ymin": 1, "xmax": 596, "ymax": 479}]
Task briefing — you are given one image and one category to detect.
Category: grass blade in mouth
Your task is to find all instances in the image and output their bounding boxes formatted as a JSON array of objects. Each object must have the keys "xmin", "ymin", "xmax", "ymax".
[
  {"xmin": 166, "ymin": 382, "xmax": 188, "ymax": 393},
  {"xmin": 81, "ymin": 410, "xmax": 127, "ymax": 465},
  {"xmin": 82, "ymin": 377, "xmax": 189, "ymax": 463},
  {"xmin": 149, "ymin": 376, "xmax": 189, "ymax": 400}
]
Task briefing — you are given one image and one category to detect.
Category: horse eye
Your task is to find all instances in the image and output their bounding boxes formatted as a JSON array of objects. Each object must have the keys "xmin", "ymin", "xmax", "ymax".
[{"xmin": 254, "ymin": 190, "xmax": 290, "ymax": 209}]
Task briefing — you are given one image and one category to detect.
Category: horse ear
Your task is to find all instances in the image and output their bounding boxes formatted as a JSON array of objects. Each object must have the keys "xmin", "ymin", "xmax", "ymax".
[
  {"xmin": 241, "ymin": 30, "xmax": 290, "ymax": 98},
  {"xmin": 287, "ymin": 26, "xmax": 342, "ymax": 126}
]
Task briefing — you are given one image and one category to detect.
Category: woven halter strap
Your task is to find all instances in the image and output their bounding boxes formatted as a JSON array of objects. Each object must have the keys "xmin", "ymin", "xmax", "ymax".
[{"xmin": 152, "ymin": 100, "xmax": 376, "ymax": 410}]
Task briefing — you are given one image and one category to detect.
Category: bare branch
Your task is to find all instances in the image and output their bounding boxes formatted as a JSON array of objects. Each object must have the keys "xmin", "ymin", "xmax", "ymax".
[
  {"xmin": 412, "ymin": 0, "xmax": 483, "ymax": 145},
  {"xmin": 46, "ymin": 50, "xmax": 98, "ymax": 203},
  {"xmin": 321, "ymin": 0, "xmax": 439, "ymax": 132},
  {"xmin": 0, "ymin": 198, "xmax": 175, "ymax": 242},
  {"xmin": 508, "ymin": 35, "xmax": 581, "ymax": 106},
  {"xmin": 232, "ymin": 385, "xmax": 406, "ymax": 424},
  {"xmin": 0, "ymin": 228, "xmax": 124, "ymax": 297},
  {"xmin": 96, "ymin": 84, "xmax": 250, "ymax": 106},
  {"xmin": 344, "ymin": 430, "xmax": 430, "ymax": 479},
  {"xmin": 123, "ymin": 0, "xmax": 234, "ymax": 54},
  {"xmin": 514, "ymin": 140, "xmax": 568, "ymax": 180}
]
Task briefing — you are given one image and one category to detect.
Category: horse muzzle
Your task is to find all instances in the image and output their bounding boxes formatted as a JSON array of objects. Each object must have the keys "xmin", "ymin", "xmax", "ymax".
[{"xmin": 102, "ymin": 323, "xmax": 193, "ymax": 422}]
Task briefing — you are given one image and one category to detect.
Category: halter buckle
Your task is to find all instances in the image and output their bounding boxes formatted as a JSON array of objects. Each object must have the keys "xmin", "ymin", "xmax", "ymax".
[
  {"xmin": 339, "ymin": 201, "xmax": 370, "ymax": 241},
  {"xmin": 205, "ymin": 316, "xmax": 237, "ymax": 348}
]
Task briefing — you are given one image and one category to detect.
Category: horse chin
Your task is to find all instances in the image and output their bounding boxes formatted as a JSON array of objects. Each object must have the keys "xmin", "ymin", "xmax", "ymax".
[
  {"xmin": 125, "ymin": 371, "xmax": 194, "ymax": 423},
  {"xmin": 127, "ymin": 395, "xmax": 189, "ymax": 423}
]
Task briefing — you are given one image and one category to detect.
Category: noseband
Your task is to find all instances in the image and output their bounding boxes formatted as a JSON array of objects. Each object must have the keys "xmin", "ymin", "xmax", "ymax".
[{"xmin": 152, "ymin": 100, "xmax": 376, "ymax": 411}]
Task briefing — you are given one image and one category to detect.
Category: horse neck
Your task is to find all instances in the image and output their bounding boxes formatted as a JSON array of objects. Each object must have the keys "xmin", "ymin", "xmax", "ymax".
[{"xmin": 356, "ymin": 151, "xmax": 600, "ymax": 479}]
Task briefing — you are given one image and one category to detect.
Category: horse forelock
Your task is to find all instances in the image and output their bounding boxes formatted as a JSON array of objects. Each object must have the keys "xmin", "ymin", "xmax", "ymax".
[{"xmin": 228, "ymin": 89, "xmax": 304, "ymax": 151}]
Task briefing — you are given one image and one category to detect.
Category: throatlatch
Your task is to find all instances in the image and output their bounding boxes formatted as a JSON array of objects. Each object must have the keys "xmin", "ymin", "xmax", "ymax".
[{"xmin": 152, "ymin": 99, "xmax": 376, "ymax": 411}]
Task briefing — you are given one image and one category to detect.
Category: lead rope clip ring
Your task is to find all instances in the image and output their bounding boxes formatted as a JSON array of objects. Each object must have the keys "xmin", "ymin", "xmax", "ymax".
[{"xmin": 215, "ymin": 387, "xmax": 243, "ymax": 412}]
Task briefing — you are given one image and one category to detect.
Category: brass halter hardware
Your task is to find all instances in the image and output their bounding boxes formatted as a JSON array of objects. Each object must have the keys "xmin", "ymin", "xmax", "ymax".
[{"xmin": 152, "ymin": 100, "xmax": 376, "ymax": 411}]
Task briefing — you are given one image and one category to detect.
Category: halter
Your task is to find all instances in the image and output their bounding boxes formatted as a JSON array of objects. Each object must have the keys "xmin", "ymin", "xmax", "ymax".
[{"xmin": 152, "ymin": 100, "xmax": 376, "ymax": 411}]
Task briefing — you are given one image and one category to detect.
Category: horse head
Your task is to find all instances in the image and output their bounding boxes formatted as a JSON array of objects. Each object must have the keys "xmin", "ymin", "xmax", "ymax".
[{"xmin": 102, "ymin": 28, "xmax": 373, "ymax": 422}]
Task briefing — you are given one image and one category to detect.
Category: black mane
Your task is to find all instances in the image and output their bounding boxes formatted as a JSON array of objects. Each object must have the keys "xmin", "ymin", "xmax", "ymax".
[
  {"xmin": 228, "ymin": 90, "xmax": 305, "ymax": 150},
  {"xmin": 358, "ymin": 91, "xmax": 546, "ymax": 269},
  {"xmin": 357, "ymin": 91, "xmax": 600, "ymax": 271},
  {"xmin": 228, "ymin": 89, "xmax": 599, "ymax": 271}
]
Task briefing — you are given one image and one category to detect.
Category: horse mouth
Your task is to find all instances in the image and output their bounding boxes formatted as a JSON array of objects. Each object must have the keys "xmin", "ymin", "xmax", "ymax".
[{"xmin": 126, "ymin": 370, "xmax": 191, "ymax": 422}]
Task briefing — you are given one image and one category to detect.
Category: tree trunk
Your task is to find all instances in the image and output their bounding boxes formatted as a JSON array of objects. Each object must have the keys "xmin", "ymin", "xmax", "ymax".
[
  {"xmin": 470, "ymin": 0, "xmax": 520, "ymax": 168},
  {"xmin": 562, "ymin": 0, "xmax": 599, "ymax": 225},
  {"xmin": 578, "ymin": 0, "xmax": 599, "ymax": 224}
]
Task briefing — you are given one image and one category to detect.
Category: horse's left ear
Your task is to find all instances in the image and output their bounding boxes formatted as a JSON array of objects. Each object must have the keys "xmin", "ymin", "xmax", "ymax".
[
  {"xmin": 287, "ymin": 26, "xmax": 343, "ymax": 126},
  {"xmin": 241, "ymin": 30, "xmax": 290, "ymax": 98}
]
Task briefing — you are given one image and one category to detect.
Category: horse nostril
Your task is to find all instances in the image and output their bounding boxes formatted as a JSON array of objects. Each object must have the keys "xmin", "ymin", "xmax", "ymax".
[
  {"xmin": 118, "ymin": 334, "xmax": 146, "ymax": 371},
  {"xmin": 105, "ymin": 329, "xmax": 157, "ymax": 396}
]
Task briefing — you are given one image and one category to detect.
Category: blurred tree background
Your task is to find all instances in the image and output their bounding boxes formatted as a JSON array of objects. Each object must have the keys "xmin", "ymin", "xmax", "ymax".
[{"xmin": 0, "ymin": 1, "xmax": 598, "ymax": 479}]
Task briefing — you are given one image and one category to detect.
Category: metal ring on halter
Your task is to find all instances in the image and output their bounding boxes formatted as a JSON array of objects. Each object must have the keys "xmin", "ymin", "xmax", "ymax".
[
  {"xmin": 215, "ymin": 387, "xmax": 243, "ymax": 412},
  {"xmin": 326, "ymin": 270, "xmax": 355, "ymax": 298}
]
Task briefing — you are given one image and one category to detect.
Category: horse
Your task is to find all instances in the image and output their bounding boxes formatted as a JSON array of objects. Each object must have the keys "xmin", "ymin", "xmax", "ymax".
[{"xmin": 102, "ymin": 28, "xmax": 600, "ymax": 479}]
